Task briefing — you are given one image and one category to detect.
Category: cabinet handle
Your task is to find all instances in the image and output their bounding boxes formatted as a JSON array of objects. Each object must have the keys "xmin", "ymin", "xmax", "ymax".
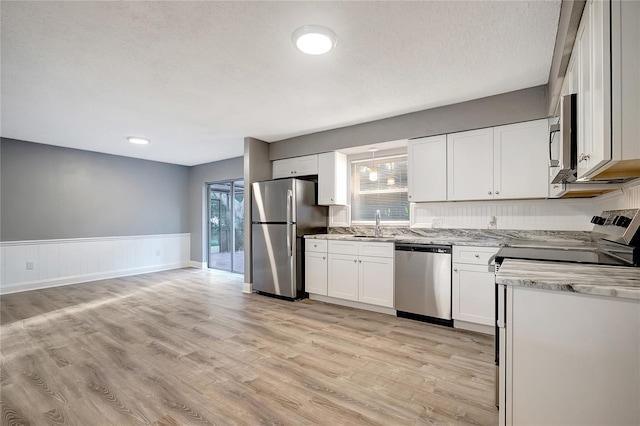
[
  {"xmin": 354, "ymin": 259, "xmax": 357, "ymax": 263},
  {"xmin": 495, "ymin": 191, "xmax": 500, "ymax": 195},
  {"xmin": 475, "ymin": 254, "xmax": 480, "ymax": 258},
  {"xmin": 359, "ymin": 260, "xmax": 362, "ymax": 263},
  {"xmin": 323, "ymin": 256, "xmax": 326, "ymax": 260},
  {"xmin": 454, "ymin": 268, "xmax": 458, "ymax": 272},
  {"xmin": 330, "ymin": 198, "xmax": 333, "ymax": 201},
  {"xmin": 578, "ymin": 153, "xmax": 591, "ymax": 162},
  {"xmin": 488, "ymin": 191, "xmax": 492, "ymax": 195},
  {"xmin": 408, "ymin": 195, "xmax": 412, "ymax": 199}
]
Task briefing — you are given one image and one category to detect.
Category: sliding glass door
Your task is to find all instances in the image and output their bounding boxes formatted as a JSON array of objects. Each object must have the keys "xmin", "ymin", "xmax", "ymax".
[{"xmin": 208, "ymin": 180, "xmax": 244, "ymax": 273}]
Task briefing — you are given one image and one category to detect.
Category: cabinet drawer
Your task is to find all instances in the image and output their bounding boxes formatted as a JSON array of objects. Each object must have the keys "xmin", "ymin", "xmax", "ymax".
[
  {"xmin": 305, "ymin": 239, "xmax": 327, "ymax": 253},
  {"xmin": 358, "ymin": 241, "xmax": 394, "ymax": 258},
  {"xmin": 453, "ymin": 246, "xmax": 499, "ymax": 265},
  {"xmin": 328, "ymin": 240, "xmax": 359, "ymax": 255}
]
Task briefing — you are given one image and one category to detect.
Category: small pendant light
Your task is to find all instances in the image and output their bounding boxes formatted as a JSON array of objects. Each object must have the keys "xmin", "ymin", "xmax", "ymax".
[{"xmin": 369, "ymin": 148, "xmax": 378, "ymax": 182}]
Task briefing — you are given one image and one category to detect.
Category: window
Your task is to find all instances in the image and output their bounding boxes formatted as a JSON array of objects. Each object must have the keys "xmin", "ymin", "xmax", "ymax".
[{"xmin": 351, "ymin": 154, "xmax": 409, "ymax": 223}]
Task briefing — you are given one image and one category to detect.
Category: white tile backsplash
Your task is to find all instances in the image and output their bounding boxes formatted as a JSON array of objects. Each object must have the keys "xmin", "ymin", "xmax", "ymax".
[{"xmin": 409, "ymin": 179, "xmax": 640, "ymax": 231}]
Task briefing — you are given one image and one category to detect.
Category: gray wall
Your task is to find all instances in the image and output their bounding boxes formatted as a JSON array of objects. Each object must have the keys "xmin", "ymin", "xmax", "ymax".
[
  {"xmin": 243, "ymin": 137, "xmax": 271, "ymax": 282},
  {"xmin": 270, "ymin": 85, "xmax": 549, "ymax": 160},
  {"xmin": 188, "ymin": 156, "xmax": 244, "ymax": 263},
  {"xmin": 1, "ymin": 138, "xmax": 189, "ymax": 241}
]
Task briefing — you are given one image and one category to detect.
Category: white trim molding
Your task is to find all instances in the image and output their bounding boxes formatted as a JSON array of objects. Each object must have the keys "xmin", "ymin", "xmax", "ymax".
[
  {"xmin": 309, "ymin": 293, "xmax": 396, "ymax": 316},
  {"xmin": 1, "ymin": 233, "xmax": 190, "ymax": 294},
  {"xmin": 242, "ymin": 282, "xmax": 253, "ymax": 294},
  {"xmin": 189, "ymin": 261, "xmax": 207, "ymax": 269}
]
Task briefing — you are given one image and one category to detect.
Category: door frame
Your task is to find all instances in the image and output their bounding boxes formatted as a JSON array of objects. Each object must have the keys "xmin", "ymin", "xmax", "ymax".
[{"xmin": 207, "ymin": 180, "xmax": 244, "ymax": 273}]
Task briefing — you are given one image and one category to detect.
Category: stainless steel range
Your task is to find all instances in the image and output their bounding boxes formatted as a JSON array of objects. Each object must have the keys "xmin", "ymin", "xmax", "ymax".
[{"xmin": 493, "ymin": 208, "xmax": 640, "ymax": 407}]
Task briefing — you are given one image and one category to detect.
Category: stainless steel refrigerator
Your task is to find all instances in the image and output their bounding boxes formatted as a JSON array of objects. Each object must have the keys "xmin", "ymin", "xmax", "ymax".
[{"xmin": 251, "ymin": 178, "xmax": 327, "ymax": 299}]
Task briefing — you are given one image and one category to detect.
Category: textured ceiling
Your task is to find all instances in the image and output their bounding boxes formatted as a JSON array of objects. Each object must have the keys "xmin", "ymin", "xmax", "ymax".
[{"xmin": 1, "ymin": 1, "xmax": 561, "ymax": 166}]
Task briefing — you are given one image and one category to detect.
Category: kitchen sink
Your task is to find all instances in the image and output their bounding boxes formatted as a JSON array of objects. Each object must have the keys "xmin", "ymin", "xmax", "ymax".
[{"xmin": 353, "ymin": 235, "xmax": 379, "ymax": 238}]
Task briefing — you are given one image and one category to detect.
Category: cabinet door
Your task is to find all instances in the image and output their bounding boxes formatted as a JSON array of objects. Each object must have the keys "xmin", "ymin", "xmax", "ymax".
[
  {"xmin": 305, "ymin": 252, "xmax": 328, "ymax": 295},
  {"xmin": 493, "ymin": 120, "xmax": 549, "ymax": 199},
  {"xmin": 358, "ymin": 255, "xmax": 394, "ymax": 308},
  {"xmin": 447, "ymin": 128, "xmax": 494, "ymax": 201},
  {"xmin": 452, "ymin": 263, "xmax": 495, "ymax": 326},
  {"xmin": 273, "ymin": 158, "xmax": 295, "ymax": 179},
  {"xmin": 293, "ymin": 155, "xmax": 318, "ymax": 176},
  {"xmin": 327, "ymin": 253, "xmax": 359, "ymax": 301},
  {"xmin": 577, "ymin": 0, "xmax": 611, "ymax": 179},
  {"xmin": 408, "ymin": 135, "xmax": 447, "ymax": 202},
  {"xmin": 576, "ymin": 2, "xmax": 592, "ymax": 179},
  {"xmin": 318, "ymin": 152, "xmax": 347, "ymax": 205}
]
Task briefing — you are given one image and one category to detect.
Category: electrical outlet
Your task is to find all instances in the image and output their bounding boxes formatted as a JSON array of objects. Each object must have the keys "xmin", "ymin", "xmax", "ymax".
[
  {"xmin": 26, "ymin": 261, "xmax": 34, "ymax": 270},
  {"xmin": 155, "ymin": 250, "xmax": 161, "ymax": 256}
]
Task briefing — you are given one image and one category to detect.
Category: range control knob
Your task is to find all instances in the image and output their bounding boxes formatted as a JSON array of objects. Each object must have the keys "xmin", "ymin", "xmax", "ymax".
[
  {"xmin": 613, "ymin": 216, "xmax": 632, "ymax": 228},
  {"xmin": 591, "ymin": 216, "xmax": 606, "ymax": 225}
]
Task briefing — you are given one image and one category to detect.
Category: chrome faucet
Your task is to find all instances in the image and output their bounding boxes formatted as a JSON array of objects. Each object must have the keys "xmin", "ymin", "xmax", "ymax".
[{"xmin": 375, "ymin": 209, "xmax": 382, "ymax": 237}]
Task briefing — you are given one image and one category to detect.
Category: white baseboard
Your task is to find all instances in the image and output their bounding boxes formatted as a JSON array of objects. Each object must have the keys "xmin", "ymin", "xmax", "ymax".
[
  {"xmin": 242, "ymin": 282, "xmax": 253, "ymax": 294},
  {"xmin": 189, "ymin": 261, "xmax": 207, "ymax": 269},
  {"xmin": 453, "ymin": 319, "xmax": 494, "ymax": 335},
  {"xmin": 309, "ymin": 294, "xmax": 396, "ymax": 316},
  {"xmin": 1, "ymin": 233, "xmax": 190, "ymax": 295}
]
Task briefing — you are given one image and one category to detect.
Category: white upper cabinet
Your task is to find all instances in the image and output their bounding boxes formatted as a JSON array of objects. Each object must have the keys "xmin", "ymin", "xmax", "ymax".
[
  {"xmin": 318, "ymin": 152, "xmax": 347, "ymax": 205},
  {"xmin": 493, "ymin": 120, "xmax": 549, "ymax": 199},
  {"xmin": 407, "ymin": 135, "xmax": 447, "ymax": 202},
  {"xmin": 446, "ymin": 121, "xmax": 548, "ymax": 201},
  {"xmin": 272, "ymin": 158, "xmax": 295, "ymax": 179},
  {"xmin": 272, "ymin": 154, "xmax": 318, "ymax": 179},
  {"xmin": 573, "ymin": 0, "xmax": 640, "ymax": 180},
  {"xmin": 447, "ymin": 128, "xmax": 495, "ymax": 201},
  {"xmin": 576, "ymin": 0, "xmax": 612, "ymax": 179}
]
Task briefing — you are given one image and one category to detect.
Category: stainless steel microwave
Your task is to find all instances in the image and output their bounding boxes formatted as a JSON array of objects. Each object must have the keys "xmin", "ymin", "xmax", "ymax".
[{"xmin": 549, "ymin": 93, "xmax": 577, "ymax": 184}]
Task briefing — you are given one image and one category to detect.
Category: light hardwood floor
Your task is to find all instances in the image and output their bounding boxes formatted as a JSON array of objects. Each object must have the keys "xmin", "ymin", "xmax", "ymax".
[{"xmin": 1, "ymin": 268, "xmax": 497, "ymax": 425}]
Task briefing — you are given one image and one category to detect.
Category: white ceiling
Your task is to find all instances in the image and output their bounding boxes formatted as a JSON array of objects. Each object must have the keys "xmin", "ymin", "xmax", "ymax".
[{"xmin": 1, "ymin": 1, "xmax": 561, "ymax": 166}]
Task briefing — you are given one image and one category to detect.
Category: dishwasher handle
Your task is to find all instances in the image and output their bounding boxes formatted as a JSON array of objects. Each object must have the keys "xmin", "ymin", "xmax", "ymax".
[{"xmin": 395, "ymin": 243, "xmax": 451, "ymax": 254}]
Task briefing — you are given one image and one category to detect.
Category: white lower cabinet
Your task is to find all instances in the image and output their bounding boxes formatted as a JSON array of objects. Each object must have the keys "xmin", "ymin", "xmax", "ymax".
[
  {"xmin": 327, "ymin": 253, "xmax": 360, "ymax": 301},
  {"xmin": 313, "ymin": 240, "xmax": 394, "ymax": 308},
  {"xmin": 452, "ymin": 263, "xmax": 495, "ymax": 326},
  {"xmin": 305, "ymin": 251, "xmax": 328, "ymax": 295},
  {"xmin": 452, "ymin": 246, "xmax": 499, "ymax": 329},
  {"xmin": 305, "ymin": 239, "xmax": 328, "ymax": 295},
  {"xmin": 358, "ymin": 256, "xmax": 394, "ymax": 308}
]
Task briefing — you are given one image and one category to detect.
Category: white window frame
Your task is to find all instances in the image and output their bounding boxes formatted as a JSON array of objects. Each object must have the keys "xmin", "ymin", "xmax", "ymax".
[{"xmin": 348, "ymin": 151, "xmax": 409, "ymax": 225}]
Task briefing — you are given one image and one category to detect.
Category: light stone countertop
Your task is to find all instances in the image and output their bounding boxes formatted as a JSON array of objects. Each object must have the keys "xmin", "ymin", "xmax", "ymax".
[
  {"xmin": 305, "ymin": 228, "xmax": 596, "ymax": 250},
  {"xmin": 496, "ymin": 259, "xmax": 640, "ymax": 301}
]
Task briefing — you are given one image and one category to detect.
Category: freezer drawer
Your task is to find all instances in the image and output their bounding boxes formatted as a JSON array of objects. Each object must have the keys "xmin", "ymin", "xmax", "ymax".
[{"xmin": 252, "ymin": 223, "xmax": 297, "ymax": 298}]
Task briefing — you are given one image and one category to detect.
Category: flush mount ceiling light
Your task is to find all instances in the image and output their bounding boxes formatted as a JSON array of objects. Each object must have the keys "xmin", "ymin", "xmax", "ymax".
[
  {"xmin": 369, "ymin": 148, "xmax": 378, "ymax": 182},
  {"xmin": 127, "ymin": 137, "xmax": 150, "ymax": 145},
  {"xmin": 292, "ymin": 25, "xmax": 337, "ymax": 55}
]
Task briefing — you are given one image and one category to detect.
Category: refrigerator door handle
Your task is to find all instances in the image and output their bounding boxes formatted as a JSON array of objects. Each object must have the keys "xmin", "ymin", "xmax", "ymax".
[{"xmin": 287, "ymin": 189, "xmax": 293, "ymax": 257}]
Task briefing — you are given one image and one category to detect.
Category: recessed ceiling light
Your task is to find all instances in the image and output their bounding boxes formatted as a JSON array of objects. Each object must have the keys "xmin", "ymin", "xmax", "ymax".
[
  {"xmin": 127, "ymin": 137, "xmax": 150, "ymax": 145},
  {"xmin": 292, "ymin": 25, "xmax": 337, "ymax": 55}
]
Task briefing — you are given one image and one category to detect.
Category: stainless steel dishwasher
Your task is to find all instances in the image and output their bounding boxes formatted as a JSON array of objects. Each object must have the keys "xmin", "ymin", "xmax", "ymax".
[{"xmin": 394, "ymin": 243, "xmax": 452, "ymax": 326}]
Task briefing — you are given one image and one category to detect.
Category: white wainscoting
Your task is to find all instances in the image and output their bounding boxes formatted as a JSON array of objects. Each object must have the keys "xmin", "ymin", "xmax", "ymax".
[{"xmin": 0, "ymin": 233, "xmax": 190, "ymax": 294}]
